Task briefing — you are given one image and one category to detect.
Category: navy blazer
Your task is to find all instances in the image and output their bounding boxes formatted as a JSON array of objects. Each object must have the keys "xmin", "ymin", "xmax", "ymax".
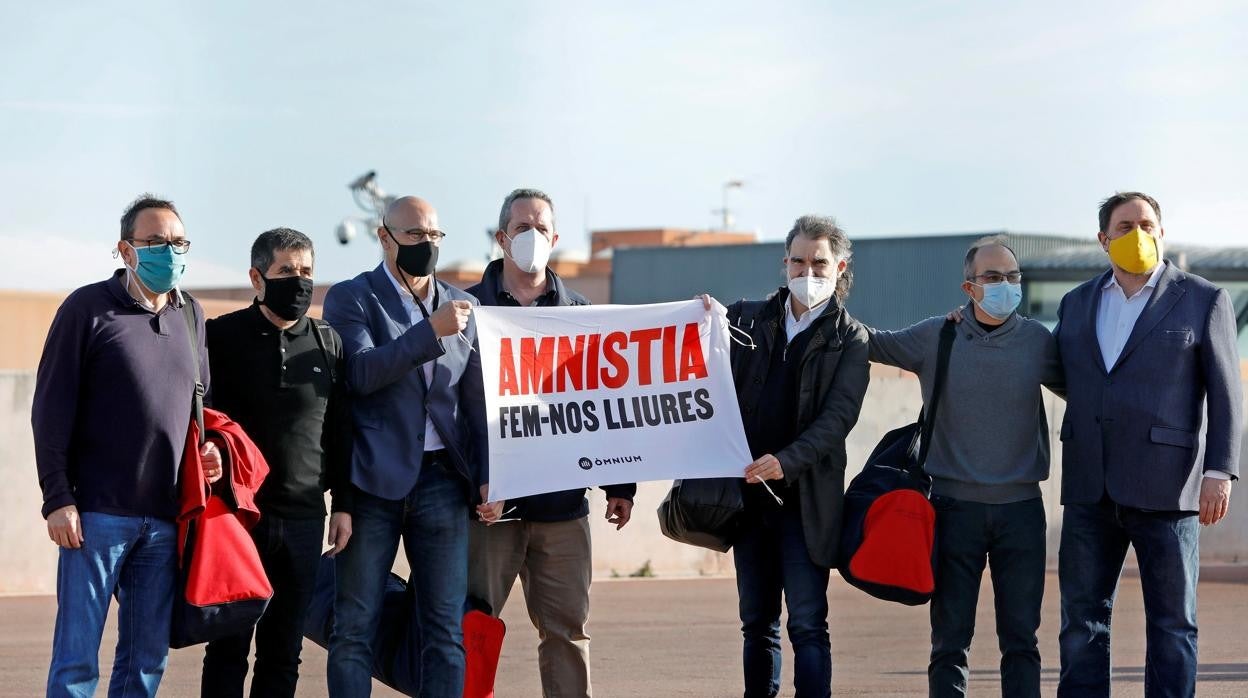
[
  {"xmin": 323, "ymin": 264, "xmax": 488, "ymax": 502},
  {"xmin": 1054, "ymin": 262, "xmax": 1242, "ymax": 511}
]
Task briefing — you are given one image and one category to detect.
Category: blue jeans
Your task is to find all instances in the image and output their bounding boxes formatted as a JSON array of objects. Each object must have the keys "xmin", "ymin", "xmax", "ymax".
[
  {"xmin": 46, "ymin": 512, "xmax": 176, "ymax": 698},
  {"xmin": 202, "ymin": 515, "xmax": 324, "ymax": 698},
  {"xmin": 328, "ymin": 455, "xmax": 469, "ymax": 697},
  {"xmin": 734, "ymin": 505, "xmax": 831, "ymax": 698},
  {"xmin": 928, "ymin": 496, "xmax": 1046, "ymax": 698},
  {"xmin": 1058, "ymin": 500, "xmax": 1199, "ymax": 698}
]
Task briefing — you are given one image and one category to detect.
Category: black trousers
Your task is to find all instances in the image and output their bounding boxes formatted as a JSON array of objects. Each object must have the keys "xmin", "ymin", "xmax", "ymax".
[
  {"xmin": 202, "ymin": 514, "xmax": 324, "ymax": 698},
  {"xmin": 928, "ymin": 496, "xmax": 1047, "ymax": 698}
]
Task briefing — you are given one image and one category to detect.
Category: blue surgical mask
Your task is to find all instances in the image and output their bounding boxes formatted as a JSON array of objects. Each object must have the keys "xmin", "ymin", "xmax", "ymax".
[
  {"xmin": 127, "ymin": 242, "xmax": 187, "ymax": 295},
  {"xmin": 972, "ymin": 281, "xmax": 1022, "ymax": 320}
]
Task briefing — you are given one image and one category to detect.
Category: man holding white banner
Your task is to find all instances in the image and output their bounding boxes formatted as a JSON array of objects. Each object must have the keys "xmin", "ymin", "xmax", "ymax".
[
  {"xmin": 466, "ymin": 188, "xmax": 640, "ymax": 697},
  {"xmin": 721, "ymin": 215, "xmax": 870, "ymax": 698}
]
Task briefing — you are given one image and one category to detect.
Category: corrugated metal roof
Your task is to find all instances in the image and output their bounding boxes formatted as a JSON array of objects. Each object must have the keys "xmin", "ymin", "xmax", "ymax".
[
  {"xmin": 612, "ymin": 232, "xmax": 1087, "ymax": 329},
  {"xmin": 610, "ymin": 233, "xmax": 1248, "ymax": 330},
  {"xmin": 1025, "ymin": 243, "xmax": 1248, "ymax": 275}
]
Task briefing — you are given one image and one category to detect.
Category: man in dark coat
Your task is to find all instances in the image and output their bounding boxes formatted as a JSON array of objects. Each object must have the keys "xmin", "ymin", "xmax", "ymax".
[
  {"xmin": 723, "ymin": 214, "xmax": 870, "ymax": 698},
  {"xmin": 1054, "ymin": 192, "xmax": 1241, "ymax": 697}
]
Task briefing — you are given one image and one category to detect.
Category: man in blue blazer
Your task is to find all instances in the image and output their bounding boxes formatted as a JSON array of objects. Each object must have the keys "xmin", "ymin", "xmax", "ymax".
[
  {"xmin": 1054, "ymin": 192, "xmax": 1242, "ymax": 697},
  {"xmin": 323, "ymin": 195, "xmax": 500, "ymax": 697}
]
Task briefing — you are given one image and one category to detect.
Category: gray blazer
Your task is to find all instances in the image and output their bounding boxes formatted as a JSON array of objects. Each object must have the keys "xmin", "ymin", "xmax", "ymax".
[{"xmin": 1054, "ymin": 262, "xmax": 1242, "ymax": 511}]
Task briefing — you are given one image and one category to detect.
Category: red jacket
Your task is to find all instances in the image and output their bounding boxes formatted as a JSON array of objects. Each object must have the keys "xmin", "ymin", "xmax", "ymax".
[
  {"xmin": 177, "ymin": 407, "xmax": 270, "ymax": 563},
  {"xmin": 172, "ymin": 407, "xmax": 274, "ymax": 648}
]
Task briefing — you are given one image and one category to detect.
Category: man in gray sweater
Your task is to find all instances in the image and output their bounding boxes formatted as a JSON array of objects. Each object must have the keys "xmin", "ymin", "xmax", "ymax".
[{"xmin": 867, "ymin": 236, "xmax": 1063, "ymax": 698}]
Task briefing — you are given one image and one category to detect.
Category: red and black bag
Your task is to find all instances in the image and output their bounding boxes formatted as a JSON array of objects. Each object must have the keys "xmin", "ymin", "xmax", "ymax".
[
  {"xmin": 303, "ymin": 554, "xmax": 505, "ymax": 697},
  {"xmin": 838, "ymin": 320, "xmax": 955, "ymax": 605},
  {"xmin": 170, "ymin": 300, "xmax": 273, "ymax": 648},
  {"xmin": 463, "ymin": 608, "xmax": 506, "ymax": 698}
]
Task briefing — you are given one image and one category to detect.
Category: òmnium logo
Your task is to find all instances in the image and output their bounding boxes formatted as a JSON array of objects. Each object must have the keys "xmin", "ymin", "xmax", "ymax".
[{"xmin": 577, "ymin": 455, "xmax": 643, "ymax": 470}]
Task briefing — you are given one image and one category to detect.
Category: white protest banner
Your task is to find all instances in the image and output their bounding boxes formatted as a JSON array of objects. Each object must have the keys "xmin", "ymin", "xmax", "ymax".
[{"xmin": 475, "ymin": 299, "xmax": 751, "ymax": 502}]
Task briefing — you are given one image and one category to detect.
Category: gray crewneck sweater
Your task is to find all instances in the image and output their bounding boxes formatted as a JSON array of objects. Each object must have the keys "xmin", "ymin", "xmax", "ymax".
[{"xmin": 867, "ymin": 304, "xmax": 1063, "ymax": 504}]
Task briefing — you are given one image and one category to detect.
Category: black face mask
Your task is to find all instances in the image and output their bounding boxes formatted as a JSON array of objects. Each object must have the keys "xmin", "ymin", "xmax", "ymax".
[
  {"xmin": 261, "ymin": 275, "xmax": 315, "ymax": 322},
  {"xmin": 389, "ymin": 233, "xmax": 439, "ymax": 278}
]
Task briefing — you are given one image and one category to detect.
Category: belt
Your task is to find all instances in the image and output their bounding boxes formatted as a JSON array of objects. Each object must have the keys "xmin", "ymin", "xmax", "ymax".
[{"xmin": 422, "ymin": 449, "xmax": 448, "ymax": 464}]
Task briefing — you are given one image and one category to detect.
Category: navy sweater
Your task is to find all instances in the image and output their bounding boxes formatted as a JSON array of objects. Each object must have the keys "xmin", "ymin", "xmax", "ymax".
[{"xmin": 31, "ymin": 270, "xmax": 210, "ymax": 519}]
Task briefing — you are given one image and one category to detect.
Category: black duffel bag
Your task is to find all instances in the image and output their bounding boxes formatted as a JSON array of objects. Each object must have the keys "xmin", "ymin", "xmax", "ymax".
[
  {"xmin": 838, "ymin": 319, "xmax": 955, "ymax": 605},
  {"xmin": 657, "ymin": 477, "xmax": 745, "ymax": 553}
]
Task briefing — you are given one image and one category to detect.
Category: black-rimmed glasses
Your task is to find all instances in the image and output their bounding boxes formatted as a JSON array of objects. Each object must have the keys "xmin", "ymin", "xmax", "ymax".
[
  {"xmin": 384, "ymin": 224, "xmax": 446, "ymax": 243},
  {"xmin": 969, "ymin": 271, "xmax": 1022, "ymax": 284},
  {"xmin": 126, "ymin": 238, "xmax": 191, "ymax": 254}
]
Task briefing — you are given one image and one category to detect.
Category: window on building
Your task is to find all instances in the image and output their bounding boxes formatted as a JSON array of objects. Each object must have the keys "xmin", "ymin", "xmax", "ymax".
[
  {"xmin": 1025, "ymin": 279, "xmax": 1248, "ymax": 357},
  {"xmin": 1221, "ymin": 282, "xmax": 1248, "ymax": 358},
  {"xmin": 1022, "ymin": 280, "xmax": 1076, "ymax": 329}
]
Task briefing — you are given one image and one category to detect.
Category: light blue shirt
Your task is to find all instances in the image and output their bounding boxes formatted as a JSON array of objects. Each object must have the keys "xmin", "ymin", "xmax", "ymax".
[
  {"xmin": 1096, "ymin": 261, "xmax": 1167, "ymax": 371},
  {"xmin": 383, "ymin": 264, "xmax": 446, "ymax": 452}
]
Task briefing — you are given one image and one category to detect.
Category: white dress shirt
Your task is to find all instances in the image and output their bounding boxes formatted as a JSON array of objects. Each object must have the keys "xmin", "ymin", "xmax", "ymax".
[
  {"xmin": 784, "ymin": 296, "xmax": 830, "ymax": 341},
  {"xmin": 1095, "ymin": 262, "xmax": 1229, "ymax": 480},
  {"xmin": 384, "ymin": 265, "xmax": 446, "ymax": 452}
]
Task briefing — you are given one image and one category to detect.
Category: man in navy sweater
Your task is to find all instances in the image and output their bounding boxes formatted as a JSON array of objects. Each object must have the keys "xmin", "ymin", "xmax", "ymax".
[
  {"xmin": 32, "ymin": 194, "xmax": 223, "ymax": 698},
  {"xmin": 467, "ymin": 188, "xmax": 636, "ymax": 697}
]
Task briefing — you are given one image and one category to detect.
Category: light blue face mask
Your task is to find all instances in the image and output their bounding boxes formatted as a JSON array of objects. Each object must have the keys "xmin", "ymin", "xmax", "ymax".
[
  {"xmin": 127, "ymin": 242, "xmax": 187, "ymax": 295},
  {"xmin": 972, "ymin": 281, "xmax": 1022, "ymax": 320}
]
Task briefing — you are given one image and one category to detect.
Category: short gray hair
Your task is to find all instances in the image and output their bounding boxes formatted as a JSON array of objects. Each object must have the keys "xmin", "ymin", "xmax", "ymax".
[
  {"xmin": 785, "ymin": 214, "xmax": 853, "ymax": 301},
  {"xmin": 251, "ymin": 227, "xmax": 314, "ymax": 273},
  {"xmin": 498, "ymin": 188, "xmax": 555, "ymax": 232},
  {"xmin": 963, "ymin": 235, "xmax": 1017, "ymax": 280}
]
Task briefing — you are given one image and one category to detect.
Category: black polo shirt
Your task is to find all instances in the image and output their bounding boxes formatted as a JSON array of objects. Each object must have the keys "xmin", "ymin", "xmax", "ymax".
[{"xmin": 206, "ymin": 301, "xmax": 351, "ymax": 518}]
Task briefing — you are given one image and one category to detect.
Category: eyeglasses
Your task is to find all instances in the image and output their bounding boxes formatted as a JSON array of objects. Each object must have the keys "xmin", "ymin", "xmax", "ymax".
[
  {"xmin": 969, "ymin": 271, "xmax": 1022, "ymax": 284},
  {"xmin": 384, "ymin": 224, "xmax": 446, "ymax": 243},
  {"xmin": 126, "ymin": 238, "xmax": 191, "ymax": 254}
]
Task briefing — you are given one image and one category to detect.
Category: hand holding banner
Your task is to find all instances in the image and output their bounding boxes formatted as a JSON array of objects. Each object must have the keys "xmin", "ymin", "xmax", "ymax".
[{"xmin": 475, "ymin": 299, "xmax": 751, "ymax": 501}]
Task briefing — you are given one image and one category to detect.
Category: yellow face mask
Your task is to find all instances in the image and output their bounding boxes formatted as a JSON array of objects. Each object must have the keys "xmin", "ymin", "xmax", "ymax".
[{"xmin": 1107, "ymin": 227, "xmax": 1159, "ymax": 274}]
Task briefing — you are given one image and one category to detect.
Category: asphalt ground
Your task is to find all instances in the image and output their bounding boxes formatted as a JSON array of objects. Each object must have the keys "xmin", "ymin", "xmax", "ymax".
[{"xmin": 3, "ymin": 571, "xmax": 1247, "ymax": 697}]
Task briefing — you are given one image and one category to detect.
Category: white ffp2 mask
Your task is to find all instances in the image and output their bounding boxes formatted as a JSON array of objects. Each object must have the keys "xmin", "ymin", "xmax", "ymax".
[
  {"xmin": 505, "ymin": 229, "xmax": 552, "ymax": 273},
  {"xmin": 787, "ymin": 274, "xmax": 834, "ymax": 309}
]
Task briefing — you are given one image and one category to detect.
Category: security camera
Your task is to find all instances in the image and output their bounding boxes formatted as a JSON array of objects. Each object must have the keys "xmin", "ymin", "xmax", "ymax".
[
  {"xmin": 336, "ymin": 217, "xmax": 382, "ymax": 245},
  {"xmin": 336, "ymin": 218, "xmax": 359, "ymax": 245},
  {"xmin": 348, "ymin": 170, "xmax": 377, "ymax": 191}
]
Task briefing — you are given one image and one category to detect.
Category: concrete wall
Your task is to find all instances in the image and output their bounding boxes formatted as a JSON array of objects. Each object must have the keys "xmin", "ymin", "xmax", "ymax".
[
  {"xmin": 4, "ymin": 368, "xmax": 1247, "ymax": 593},
  {"xmin": 0, "ymin": 290, "xmax": 257, "ymax": 371},
  {"xmin": 0, "ymin": 371, "xmax": 58, "ymax": 593}
]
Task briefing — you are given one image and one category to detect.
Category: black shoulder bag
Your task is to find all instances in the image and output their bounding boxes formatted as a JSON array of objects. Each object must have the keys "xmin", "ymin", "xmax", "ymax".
[{"xmin": 836, "ymin": 319, "xmax": 956, "ymax": 605}]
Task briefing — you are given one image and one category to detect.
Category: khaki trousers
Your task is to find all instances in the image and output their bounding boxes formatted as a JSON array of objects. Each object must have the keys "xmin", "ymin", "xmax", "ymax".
[{"xmin": 468, "ymin": 516, "xmax": 592, "ymax": 698}]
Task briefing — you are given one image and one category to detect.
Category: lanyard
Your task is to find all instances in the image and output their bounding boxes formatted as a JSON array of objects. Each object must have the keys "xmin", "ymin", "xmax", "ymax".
[{"xmin": 404, "ymin": 275, "xmax": 440, "ymax": 321}]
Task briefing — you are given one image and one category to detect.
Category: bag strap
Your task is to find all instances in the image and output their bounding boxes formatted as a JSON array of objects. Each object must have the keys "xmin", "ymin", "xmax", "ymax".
[
  {"xmin": 179, "ymin": 296, "xmax": 206, "ymax": 447},
  {"xmin": 310, "ymin": 320, "xmax": 338, "ymax": 381},
  {"xmin": 730, "ymin": 299, "xmax": 766, "ymax": 330},
  {"xmin": 916, "ymin": 319, "xmax": 957, "ymax": 466}
]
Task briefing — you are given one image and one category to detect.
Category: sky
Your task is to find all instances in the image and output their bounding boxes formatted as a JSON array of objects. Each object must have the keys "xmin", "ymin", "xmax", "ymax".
[{"xmin": 1, "ymin": 1, "xmax": 1246, "ymax": 291}]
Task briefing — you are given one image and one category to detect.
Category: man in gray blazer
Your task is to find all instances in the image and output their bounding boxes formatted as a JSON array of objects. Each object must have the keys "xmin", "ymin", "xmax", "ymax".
[
  {"xmin": 323, "ymin": 196, "xmax": 501, "ymax": 697},
  {"xmin": 1054, "ymin": 192, "xmax": 1242, "ymax": 697}
]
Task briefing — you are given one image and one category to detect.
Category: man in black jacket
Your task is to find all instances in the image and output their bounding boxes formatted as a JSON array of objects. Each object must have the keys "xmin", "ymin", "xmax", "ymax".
[
  {"xmin": 467, "ymin": 188, "xmax": 636, "ymax": 697},
  {"xmin": 200, "ymin": 228, "xmax": 353, "ymax": 698},
  {"xmin": 724, "ymin": 215, "xmax": 870, "ymax": 698}
]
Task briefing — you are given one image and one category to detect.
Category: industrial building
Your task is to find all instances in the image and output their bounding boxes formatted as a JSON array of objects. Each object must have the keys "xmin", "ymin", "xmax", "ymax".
[{"xmin": 610, "ymin": 232, "xmax": 1248, "ymax": 352}]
